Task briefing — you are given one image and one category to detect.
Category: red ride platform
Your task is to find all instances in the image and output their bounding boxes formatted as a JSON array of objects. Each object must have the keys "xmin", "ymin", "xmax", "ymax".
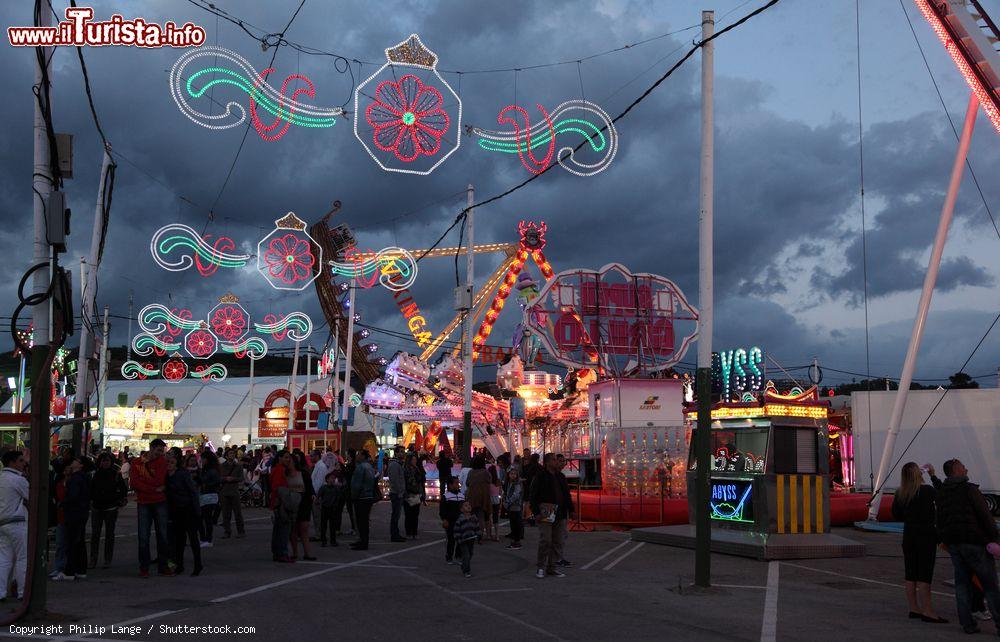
[{"xmin": 573, "ymin": 489, "xmax": 892, "ymax": 528}]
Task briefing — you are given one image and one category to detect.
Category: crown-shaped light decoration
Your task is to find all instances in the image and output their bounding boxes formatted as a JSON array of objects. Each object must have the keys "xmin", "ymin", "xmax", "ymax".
[
  {"xmin": 274, "ymin": 212, "xmax": 307, "ymax": 231},
  {"xmin": 219, "ymin": 292, "xmax": 240, "ymax": 304},
  {"xmin": 386, "ymin": 34, "xmax": 437, "ymax": 68}
]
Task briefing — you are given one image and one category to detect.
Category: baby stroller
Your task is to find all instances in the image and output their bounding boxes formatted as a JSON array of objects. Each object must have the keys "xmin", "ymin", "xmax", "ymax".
[{"xmin": 240, "ymin": 474, "xmax": 265, "ymax": 508}]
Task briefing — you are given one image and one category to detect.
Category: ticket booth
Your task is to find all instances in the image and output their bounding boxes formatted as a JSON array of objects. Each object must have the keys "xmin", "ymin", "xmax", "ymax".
[{"xmin": 285, "ymin": 429, "xmax": 342, "ymax": 453}]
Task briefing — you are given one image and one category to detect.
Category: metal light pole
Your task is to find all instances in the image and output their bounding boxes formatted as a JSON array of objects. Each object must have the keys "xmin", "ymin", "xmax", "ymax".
[
  {"xmin": 694, "ymin": 9, "xmax": 715, "ymax": 589},
  {"xmin": 96, "ymin": 307, "xmax": 109, "ymax": 448},
  {"xmin": 287, "ymin": 340, "xmax": 301, "ymax": 434},
  {"xmin": 247, "ymin": 354, "xmax": 255, "ymax": 446},
  {"xmin": 461, "ymin": 184, "xmax": 475, "ymax": 465},
  {"xmin": 73, "ymin": 147, "xmax": 113, "ymax": 453},
  {"xmin": 305, "ymin": 346, "xmax": 312, "ymax": 430},
  {"xmin": 340, "ymin": 280, "xmax": 356, "ymax": 431},
  {"xmin": 867, "ymin": 93, "xmax": 978, "ymax": 520}
]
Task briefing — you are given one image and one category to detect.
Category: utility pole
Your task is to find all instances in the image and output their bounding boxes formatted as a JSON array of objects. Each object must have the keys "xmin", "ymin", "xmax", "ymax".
[
  {"xmin": 694, "ymin": 9, "xmax": 715, "ymax": 589},
  {"xmin": 247, "ymin": 354, "xmax": 255, "ymax": 446},
  {"xmin": 96, "ymin": 307, "xmax": 109, "ymax": 448},
  {"xmin": 340, "ymin": 281, "xmax": 356, "ymax": 431},
  {"xmin": 125, "ymin": 290, "xmax": 133, "ymax": 361},
  {"xmin": 73, "ymin": 148, "xmax": 113, "ymax": 454},
  {"xmin": 26, "ymin": 5, "xmax": 54, "ymax": 619},
  {"xmin": 305, "ymin": 345, "xmax": 312, "ymax": 431},
  {"xmin": 461, "ymin": 184, "xmax": 475, "ymax": 465},
  {"xmin": 867, "ymin": 93, "xmax": 979, "ymax": 521}
]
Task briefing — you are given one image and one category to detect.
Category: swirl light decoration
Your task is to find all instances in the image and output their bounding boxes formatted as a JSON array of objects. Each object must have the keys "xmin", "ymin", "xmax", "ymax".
[
  {"xmin": 354, "ymin": 35, "xmax": 461, "ymax": 175},
  {"xmin": 219, "ymin": 336, "xmax": 268, "ymax": 360},
  {"xmin": 329, "ymin": 246, "xmax": 417, "ymax": 292},
  {"xmin": 139, "ymin": 304, "xmax": 202, "ymax": 336},
  {"xmin": 190, "ymin": 363, "xmax": 229, "ymax": 382},
  {"xmin": 121, "ymin": 360, "xmax": 160, "ymax": 380},
  {"xmin": 132, "ymin": 333, "xmax": 181, "ymax": 357},
  {"xmin": 254, "ymin": 311, "xmax": 313, "ymax": 342},
  {"xmin": 150, "ymin": 224, "xmax": 250, "ymax": 276},
  {"xmin": 169, "ymin": 46, "xmax": 342, "ymax": 140},
  {"xmin": 257, "ymin": 212, "xmax": 322, "ymax": 291},
  {"xmin": 471, "ymin": 100, "xmax": 619, "ymax": 176}
]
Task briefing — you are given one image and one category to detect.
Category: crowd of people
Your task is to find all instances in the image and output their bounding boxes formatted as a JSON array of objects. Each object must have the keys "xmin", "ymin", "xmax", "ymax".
[{"xmin": 891, "ymin": 458, "xmax": 1000, "ymax": 635}]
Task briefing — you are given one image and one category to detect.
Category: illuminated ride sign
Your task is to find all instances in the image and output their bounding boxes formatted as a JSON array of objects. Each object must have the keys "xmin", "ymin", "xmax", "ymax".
[
  {"xmin": 712, "ymin": 346, "xmax": 765, "ymax": 401},
  {"xmin": 525, "ymin": 263, "xmax": 698, "ymax": 375},
  {"xmin": 710, "ymin": 479, "xmax": 754, "ymax": 524}
]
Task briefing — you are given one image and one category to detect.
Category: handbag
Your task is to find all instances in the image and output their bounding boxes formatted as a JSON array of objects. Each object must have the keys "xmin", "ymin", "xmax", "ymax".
[
  {"xmin": 405, "ymin": 493, "xmax": 422, "ymax": 507},
  {"xmin": 199, "ymin": 492, "xmax": 219, "ymax": 507}
]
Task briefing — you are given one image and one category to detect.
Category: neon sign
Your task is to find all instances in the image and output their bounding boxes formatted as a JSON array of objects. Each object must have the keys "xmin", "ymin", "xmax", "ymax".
[
  {"xmin": 710, "ymin": 479, "xmax": 754, "ymax": 524},
  {"xmin": 712, "ymin": 346, "xmax": 765, "ymax": 401}
]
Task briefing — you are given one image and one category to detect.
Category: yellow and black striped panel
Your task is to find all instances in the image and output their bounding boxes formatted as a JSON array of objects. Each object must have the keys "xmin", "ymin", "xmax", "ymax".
[{"xmin": 775, "ymin": 474, "xmax": 827, "ymax": 534}]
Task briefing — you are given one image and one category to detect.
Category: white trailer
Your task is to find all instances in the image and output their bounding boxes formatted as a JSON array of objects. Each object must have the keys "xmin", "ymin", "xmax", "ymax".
[{"xmin": 852, "ymin": 388, "xmax": 1000, "ymax": 513}]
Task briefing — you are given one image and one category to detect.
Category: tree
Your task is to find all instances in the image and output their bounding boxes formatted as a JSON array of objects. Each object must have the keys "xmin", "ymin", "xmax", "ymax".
[{"xmin": 947, "ymin": 372, "xmax": 979, "ymax": 389}]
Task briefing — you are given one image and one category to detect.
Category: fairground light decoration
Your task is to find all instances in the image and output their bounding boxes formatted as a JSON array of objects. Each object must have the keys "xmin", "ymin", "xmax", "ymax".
[
  {"xmin": 150, "ymin": 224, "xmax": 250, "ymax": 276},
  {"xmin": 471, "ymin": 100, "xmax": 619, "ymax": 176},
  {"xmin": 257, "ymin": 212, "xmax": 322, "ymax": 291},
  {"xmin": 526, "ymin": 263, "xmax": 699, "ymax": 377},
  {"xmin": 354, "ymin": 34, "xmax": 461, "ymax": 175},
  {"xmin": 330, "ymin": 246, "xmax": 418, "ymax": 291},
  {"xmin": 472, "ymin": 221, "xmax": 554, "ymax": 359},
  {"xmin": 169, "ymin": 46, "xmax": 343, "ymax": 141}
]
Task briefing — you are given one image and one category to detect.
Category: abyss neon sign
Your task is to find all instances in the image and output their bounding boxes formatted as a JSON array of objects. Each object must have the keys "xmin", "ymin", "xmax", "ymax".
[
  {"xmin": 712, "ymin": 346, "xmax": 765, "ymax": 402},
  {"xmin": 709, "ymin": 480, "xmax": 754, "ymax": 524}
]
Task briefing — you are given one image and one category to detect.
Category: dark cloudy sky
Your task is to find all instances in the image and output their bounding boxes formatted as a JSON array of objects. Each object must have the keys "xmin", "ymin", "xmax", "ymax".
[{"xmin": 2, "ymin": 0, "xmax": 999, "ymax": 387}]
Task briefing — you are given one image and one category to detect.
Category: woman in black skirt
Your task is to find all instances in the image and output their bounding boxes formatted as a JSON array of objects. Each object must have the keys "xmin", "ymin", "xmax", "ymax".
[{"xmin": 891, "ymin": 462, "xmax": 946, "ymax": 624}]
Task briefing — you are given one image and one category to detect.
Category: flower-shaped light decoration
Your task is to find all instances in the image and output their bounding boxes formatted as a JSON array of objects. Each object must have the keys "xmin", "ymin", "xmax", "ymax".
[
  {"xmin": 184, "ymin": 324, "xmax": 218, "ymax": 360},
  {"xmin": 368, "ymin": 76, "xmax": 449, "ymax": 163},
  {"xmin": 354, "ymin": 35, "xmax": 461, "ymax": 175},
  {"xmin": 162, "ymin": 358, "xmax": 188, "ymax": 383},
  {"xmin": 257, "ymin": 212, "xmax": 322, "ymax": 291},
  {"xmin": 209, "ymin": 293, "xmax": 250, "ymax": 343}
]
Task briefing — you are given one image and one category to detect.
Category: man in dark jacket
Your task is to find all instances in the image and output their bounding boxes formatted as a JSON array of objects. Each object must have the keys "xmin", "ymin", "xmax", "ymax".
[
  {"xmin": 219, "ymin": 449, "xmax": 245, "ymax": 538},
  {"xmin": 439, "ymin": 476, "xmax": 465, "ymax": 564},
  {"xmin": 89, "ymin": 453, "xmax": 127, "ymax": 568},
  {"xmin": 936, "ymin": 458, "xmax": 1000, "ymax": 634},
  {"xmin": 529, "ymin": 453, "xmax": 576, "ymax": 579},
  {"xmin": 436, "ymin": 450, "xmax": 453, "ymax": 497}
]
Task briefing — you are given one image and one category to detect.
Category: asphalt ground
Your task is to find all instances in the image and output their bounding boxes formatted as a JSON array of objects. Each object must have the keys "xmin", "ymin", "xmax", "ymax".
[{"xmin": 0, "ymin": 501, "xmax": 992, "ymax": 641}]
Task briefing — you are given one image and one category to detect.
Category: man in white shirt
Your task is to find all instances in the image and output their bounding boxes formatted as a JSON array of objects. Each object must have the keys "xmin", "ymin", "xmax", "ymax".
[{"xmin": 0, "ymin": 451, "xmax": 29, "ymax": 601}]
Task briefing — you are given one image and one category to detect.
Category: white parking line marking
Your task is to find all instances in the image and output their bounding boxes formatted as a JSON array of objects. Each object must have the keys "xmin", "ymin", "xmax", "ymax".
[
  {"xmin": 400, "ymin": 568, "xmax": 565, "ymax": 640},
  {"xmin": 454, "ymin": 587, "xmax": 533, "ymax": 594},
  {"xmin": 716, "ymin": 584, "xmax": 766, "ymax": 589},
  {"xmin": 603, "ymin": 542, "xmax": 644, "ymax": 571},
  {"xmin": 580, "ymin": 539, "xmax": 632, "ymax": 570},
  {"xmin": 780, "ymin": 562, "xmax": 954, "ymax": 598},
  {"xmin": 760, "ymin": 561, "xmax": 779, "ymax": 642}
]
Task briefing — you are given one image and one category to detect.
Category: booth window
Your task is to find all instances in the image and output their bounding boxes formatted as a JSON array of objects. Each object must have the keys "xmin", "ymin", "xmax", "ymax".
[{"xmin": 773, "ymin": 427, "xmax": 817, "ymax": 474}]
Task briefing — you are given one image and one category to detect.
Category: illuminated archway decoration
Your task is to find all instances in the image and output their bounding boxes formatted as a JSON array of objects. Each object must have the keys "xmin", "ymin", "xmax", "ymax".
[
  {"xmin": 121, "ymin": 360, "xmax": 159, "ymax": 380},
  {"xmin": 132, "ymin": 333, "xmax": 180, "ymax": 357},
  {"xmin": 471, "ymin": 100, "xmax": 619, "ymax": 176},
  {"xmin": 472, "ymin": 221, "xmax": 554, "ymax": 359},
  {"xmin": 354, "ymin": 34, "xmax": 461, "ymax": 175},
  {"xmin": 257, "ymin": 212, "xmax": 322, "ymax": 291},
  {"xmin": 254, "ymin": 311, "xmax": 313, "ymax": 342},
  {"xmin": 139, "ymin": 304, "xmax": 202, "ymax": 336},
  {"xmin": 208, "ymin": 293, "xmax": 250, "ymax": 343},
  {"xmin": 330, "ymin": 246, "xmax": 417, "ymax": 291},
  {"xmin": 150, "ymin": 224, "xmax": 250, "ymax": 275},
  {"xmin": 191, "ymin": 363, "xmax": 228, "ymax": 382},
  {"xmin": 169, "ymin": 46, "xmax": 342, "ymax": 140}
]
